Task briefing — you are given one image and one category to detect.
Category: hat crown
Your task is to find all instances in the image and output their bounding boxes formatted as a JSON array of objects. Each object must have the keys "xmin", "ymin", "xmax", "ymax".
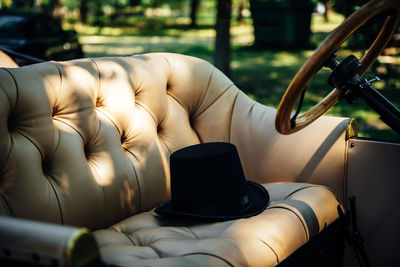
[
  {"xmin": 170, "ymin": 142, "xmax": 250, "ymax": 215},
  {"xmin": 155, "ymin": 142, "xmax": 269, "ymax": 221}
]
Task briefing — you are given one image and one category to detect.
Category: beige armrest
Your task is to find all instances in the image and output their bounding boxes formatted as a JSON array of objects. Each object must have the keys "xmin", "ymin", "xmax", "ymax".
[
  {"xmin": 0, "ymin": 216, "xmax": 99, "ymax": 266},
  {"xmin": 231, "ymin": 91, "xmax": 357, "ymax": 202}
]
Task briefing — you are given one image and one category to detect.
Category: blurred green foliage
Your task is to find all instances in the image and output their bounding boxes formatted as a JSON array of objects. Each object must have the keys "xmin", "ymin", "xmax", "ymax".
[{"xmin": 1, "ymin": 0, "xmax": 399, "ymax": 142}]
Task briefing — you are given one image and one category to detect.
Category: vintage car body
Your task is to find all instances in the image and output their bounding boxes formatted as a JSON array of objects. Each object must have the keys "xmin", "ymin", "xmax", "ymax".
[
  {"xmin": 0, "ymin": 12, "xmax": 83, "ymax": 61},
  {"xmin": 345, "ymin": 138, "xmax": 399, "ymax": 265},
  {"xmin": 0, "ymin": 0, "xmax": 399, "ymax": 265}
]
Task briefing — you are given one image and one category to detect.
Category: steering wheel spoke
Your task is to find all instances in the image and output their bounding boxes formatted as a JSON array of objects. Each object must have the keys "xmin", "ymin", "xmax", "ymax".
[{"xmin": 275, "ymin": 0, "xmax": 400, "ymax": 135}]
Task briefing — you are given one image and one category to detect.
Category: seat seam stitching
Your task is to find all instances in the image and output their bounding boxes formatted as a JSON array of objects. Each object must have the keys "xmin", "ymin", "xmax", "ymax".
[
  {"xmin": 164, "ymin": 93, "xmax": 202, "ymax": 143},
  {"xmin": 186, "ymin": 227, "xmax": 199, "ymax": 240},
  {"xmin": 45, "ymin": 127, "xmax": 61, "ymax": 164},
  {"xmin": 14, "ymin": 129, "xmax": 45, "ymax": 161},
  {"xmin": 96, "ymin": 108, "xmax": 122, "ymax": 136},
  {"xmin": 0, "ymin": 73, "xmax": 14, "ymax": 112},
  {"xmin": 166, "ymin": 91, "xmax": 187, "ymax": 114},
  {"xmin": 125, "ymin": 232, "xmax": 138, "ymax": 246},
  {"xmin": 254, "ymin": 237, "xmax": 279, "ymax": 264},
  {"xmin": 181, "ymin": 252, "xmax": 234, "ymax": 266},
  {"xmin": 158, "ymin": 139, "xmax": 171, "ymax": 155},
  {"xmin": 148, "ymin": 244, "xmax": 162, "ymax": 258},
  {"xmin": 52, "ymin": 117, "xmax": 86, "ymax": 143},
  {"xmin": 109, "ymin": 226, "xmax": 119, "ymax": 232},
  {"xmin": 192, "ymin": 83, "xmax": 234, "ymax": 121},
  {"xmin": 135, "ymin": 100, "xmax": 158, "ymax": 127},
  {"xmin": 163, "ymin": 54, "xmax": 175, "ymax": 83},
  {"xmin": 91, "ymin": 120, "xmax": 108, "ymax": 227},
  {"xmin": 89, "ymin": 58, "xmax": 101, "ymax": 99},
  {"xmin": 195, "ymin": 68, "xmax": 213, "ymax": 116},
  {"xmin": 0, "ymin": 70, "xmax": 16, "ymax": 172},
  {"xmin": 158, "ymin": 95, "xmax": 173, "ymax": 134},
  {"xmin": 282, "ymin": 185, "xmax": 319, "ymax": 200},
  {"xmin": 0, "ymin": 135, "xmax": 13, "ymax": 174},
  {"xmin": 123, "ymin": 149, "xmax": 142, "ymax": 211},
  {"xmin": 267, "ymin": 205, "xmax": 309, "ymax": 240},
  {"xmin": 44, "ymin": 174, "xmax": 64, "ymax": 224},
  {"xmin": 3, "ymin": 69, "xmax": 18, "ymax": 115},
  {"xmin": 0, "ymin": 194, "xmax": 13, "ymax": 216},
  {"xmin": 228, "ymin": 91, "xmax": 240, "ymax": 143},
  {"xmin": 52, "ymin": 62, "xmax": 63, "ymax": 110},
  {"xmin": 190, "ymin": 126, "xmax": 203, "ymax": 143}
]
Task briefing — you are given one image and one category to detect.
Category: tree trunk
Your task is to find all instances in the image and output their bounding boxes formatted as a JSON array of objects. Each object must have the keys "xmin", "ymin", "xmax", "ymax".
[
  {"xmin": 190, "ymin": 0, "xmax": 200, "ymax": 28},
  {"xmin": 323, "ymin": 1, "xmax": 332, "ymax": 22},
  {"xmin": 152, "ymin": 0, "xmax": 160, "ymax": 8},
  {"xmin": 79, "ymin": 0, "xmax": 88, "ymax": 24},
  {"xmin": 214, "ymin": 0, "xmax": 232, "ymax": 77},
  {"xmin": 237, "ymin": 0, "xmax": 246, "ymax": 23},
  {"xmin": 53, "ymin": 0, "xmax": 62, "ymax": 18},
  {"xmin": 130, "ymin": 0, "xmax": 141, "ymax": 6}
]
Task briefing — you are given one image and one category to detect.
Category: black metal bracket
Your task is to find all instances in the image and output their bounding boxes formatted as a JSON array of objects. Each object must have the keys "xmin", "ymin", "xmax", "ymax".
[
  {"xmin": 324, "ymin": 53, "xmax": 400, "ymax": 135},
  {"xmin": 338, "ymin": 196, "xmax": 371, "ymax": 267}
]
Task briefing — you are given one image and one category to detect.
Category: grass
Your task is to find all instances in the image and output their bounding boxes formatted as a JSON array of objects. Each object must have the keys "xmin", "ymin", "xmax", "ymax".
[{"xmin": 64, "ymin": 9, "xmax": 400, "ymax": 142}]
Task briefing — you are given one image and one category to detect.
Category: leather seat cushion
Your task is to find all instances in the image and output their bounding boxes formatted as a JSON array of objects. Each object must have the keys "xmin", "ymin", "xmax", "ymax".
[{"xmin": 94, "ymin": 183, "xmax": 342, "ymax": 267}]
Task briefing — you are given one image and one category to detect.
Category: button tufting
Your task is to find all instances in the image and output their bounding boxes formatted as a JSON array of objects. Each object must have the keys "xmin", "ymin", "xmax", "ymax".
[
  {"xmin": 120, "ymin": 134, "xmax": 127, "ymax": 145},
  {"xmin": 42, "ymin": 159, "xmax": 50, "ymax": 176},
  {"xmin": 7, "ymin": 118, "xmax": 15, "ymax": 132},
  {"xmin": 84, "ymin": 145, "xmax": 91, "ymax": 159},
  {"xmin": 96, "ymin": 97, "xmax": 103, "ymax": 108},
  {"xmin": 52, "ymin": 106, "xmax": 59, "ymax": 117},
  {"xmin": 156, "ymin": 124, "xmax": 162, "ymax": 134}
]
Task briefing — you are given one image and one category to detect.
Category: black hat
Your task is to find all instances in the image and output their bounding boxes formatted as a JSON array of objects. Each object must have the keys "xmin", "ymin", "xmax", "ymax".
[{"xmin": 155, "ymin": 142, "xmax": 269, "ymax": 221}]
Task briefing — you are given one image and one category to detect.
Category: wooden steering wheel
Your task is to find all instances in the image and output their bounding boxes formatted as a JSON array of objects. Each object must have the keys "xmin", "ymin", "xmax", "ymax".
[{"xmin": 275, "ymin": 0, "xmax": 400, "ymax": 135}]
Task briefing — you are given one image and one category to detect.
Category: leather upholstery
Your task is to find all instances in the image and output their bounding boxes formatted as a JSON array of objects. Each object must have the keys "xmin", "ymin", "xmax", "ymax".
[
  {"xmin": 0, "ymin": 53, "xmax": 350, "ymax": 266},
  {"xmin": 95, "ymin": 183, "xmax": 341, "ymax": 267}
]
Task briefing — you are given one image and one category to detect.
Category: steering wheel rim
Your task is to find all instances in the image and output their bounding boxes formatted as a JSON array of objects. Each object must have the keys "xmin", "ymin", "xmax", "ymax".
[{"xmin": 275, "ymin": 0, "xmax": 400, "ymax": 135}]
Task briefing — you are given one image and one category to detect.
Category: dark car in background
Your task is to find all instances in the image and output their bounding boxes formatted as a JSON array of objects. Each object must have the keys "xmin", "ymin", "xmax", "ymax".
[{"xmin": 0, "ymin": 12, "xmax": 83, "ymax": 61}]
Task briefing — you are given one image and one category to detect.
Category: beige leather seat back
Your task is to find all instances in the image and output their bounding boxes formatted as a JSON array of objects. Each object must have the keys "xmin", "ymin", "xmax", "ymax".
[{"xmin": 0, "ymin": 53, "xmax": 351, "ymax": 230}]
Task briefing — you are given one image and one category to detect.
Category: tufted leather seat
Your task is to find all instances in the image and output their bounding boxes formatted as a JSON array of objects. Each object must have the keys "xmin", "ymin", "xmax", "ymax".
[
  {"xmin": 94, "ymin": 183, "xmax": 341, "ymax": 266},
  {"xmin": 0, "ymin": 53, "xmax": 351, "ymax": 266}
]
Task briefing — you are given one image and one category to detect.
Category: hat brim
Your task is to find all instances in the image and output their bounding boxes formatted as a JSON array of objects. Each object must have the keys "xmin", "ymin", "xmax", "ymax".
[{"xmin": 155, "ymin": 181, "xmax": 269, "ymax": 221}]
